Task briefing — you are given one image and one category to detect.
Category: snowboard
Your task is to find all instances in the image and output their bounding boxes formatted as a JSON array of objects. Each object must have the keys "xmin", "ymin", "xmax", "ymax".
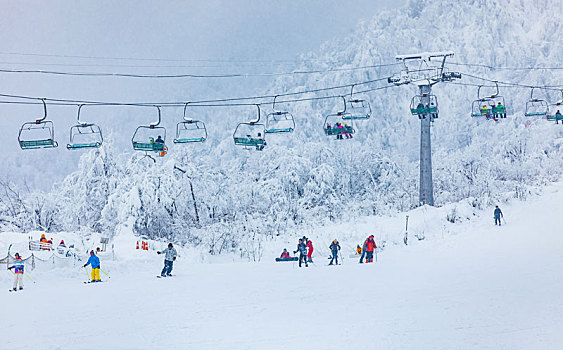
[{"xmin": 275, "ymin": 257, "xmax": 298, "ymax": 262}]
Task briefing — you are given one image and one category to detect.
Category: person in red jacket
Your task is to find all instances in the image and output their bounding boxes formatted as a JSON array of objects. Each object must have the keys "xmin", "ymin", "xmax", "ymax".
[
  {"xmin": 364, "ymin": 235, "xmax": 377, "ymax": 263},
  {"xmin": 306, "ymin": 239, "xmax": 314, "ymax": 263},
  {"xmin": 280, "ymin": 249, "xmax": 291, "ymax": 259}
]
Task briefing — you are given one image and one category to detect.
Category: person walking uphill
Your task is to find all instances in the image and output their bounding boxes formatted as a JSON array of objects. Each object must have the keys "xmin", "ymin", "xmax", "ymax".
[
  {"xmin": 364, "ymin": 235, "xmax": 377, "ymax": 263},
  {"xmin": 83, "ymin": 250, "xmax": 101, "ymax": 282},
  {"xmin": 293, "ymin": 238, "xmax": 308, "ymax": 267},
  {"xmin": 157, "ymin": 243, "xmax": 178, "ymax": 277},
  {"xmin": 329, "ymin": 239, "xmax": 340, "ymax": 265},
  {"xmin": 494, "ymin": 206, "xmax": 504, "ymax": 226},
  {"xmin": 8, "ymin": 253, "xmax": 24, "ymax": 291}
]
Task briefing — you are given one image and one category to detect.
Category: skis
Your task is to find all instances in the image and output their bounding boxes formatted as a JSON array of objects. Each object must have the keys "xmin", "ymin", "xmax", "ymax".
[
  {"xmin": 84, "ymin": 280, "xmax": 104, "ymax": 284},
  {"xmin": 157, "ymin": 275, "xmax": 173, "ymax": 278}
]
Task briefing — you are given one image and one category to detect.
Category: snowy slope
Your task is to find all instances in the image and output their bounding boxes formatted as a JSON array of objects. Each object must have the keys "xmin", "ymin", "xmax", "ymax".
[{"xmin": 1, "ymin": 182, "xmax": 562, "ymax": 349}]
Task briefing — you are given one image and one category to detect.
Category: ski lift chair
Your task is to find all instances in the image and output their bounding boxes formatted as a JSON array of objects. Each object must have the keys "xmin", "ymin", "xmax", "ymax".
[
  {"xmin": 341, "ymin": 86, "xmax": 371, "ymax": 120},
  {"xmin": 524, "ymin": 88, "xmax": 548, "ymax": 117},
  {"xmin": 265, "ymin": 96, "xmax": 295, "ymax": 134},
  {"xmin": 233, "ymin": 105, "xmax": 267, "ymax": 150},
  {"xmin": 323, "ymin": 96, "xmax": 355, "ymax": 140},
  {"xmin": 66, "ymin": 104, "xmax": 103, "ymax": 150},
  {"xmin": 471, "ymin": 84, "xmax": 505, "ymax": 120},
  {"xmin": 173, "ymin": 103, "xmax": 207, "ymax": 143},
  {"xmin": 18, "ymin": 98, "xmax": 58, "ymax": 150},
  {"xmin": 132, "ymin": 106, "xmax": 167, "ymax": 156},
  {"xmin": 410, "ymin": 94, "xmax": 438, "ymax": 119}
]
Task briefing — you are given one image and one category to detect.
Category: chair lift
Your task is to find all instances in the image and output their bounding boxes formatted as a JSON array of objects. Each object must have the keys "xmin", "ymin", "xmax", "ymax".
[
  {"xmin": 233, "ymin": 105, "xmax": 267, "ymax": 150},
  {"xmin": 132, "ymin": 106, "xmax": 167, "ymax": 156},
  {"xmin": 470, "ymin": 84, "xmax": 503, "ymax": 120},
  {"xmin": 410, "ymin": 94, "xmax": 439, "ymax": 119},
  {"xmin": 265, "ymin": 96, "xmax": 295, "ymax": 134},
  {"xmin": 524, "ymin": 87, "xmax": 549, "ymax": 117},
  {"xmin": 547, "ymin": 90, "xmax": 563, "ymax": 123},
  {"xmin": 66, "ymin": 104, "xmax": 103, "ymax": 150},
  {"xmin": 18, "ymin": 98, "xmax": 58, "ymax": 150},
  {"xmin": 323, "ymin": 96, "xmax": 355, "ymax": 140},
  {"xmin": 341, "ymin": 85, "xmax": 371, "ymax": 120},
  {"xmin": 173, "ymin": 103, "xmax": 207, "ymax": 144}
]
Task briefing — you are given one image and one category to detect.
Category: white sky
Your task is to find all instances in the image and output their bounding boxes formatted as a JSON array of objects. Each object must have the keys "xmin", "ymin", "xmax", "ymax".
[
  {"xmin": 1, "ymin": 0, "xmax": 404, "ymax": 63},
  {"xmin": 0, "ymin": 0, "xmax": 407, "ymax": 188}
]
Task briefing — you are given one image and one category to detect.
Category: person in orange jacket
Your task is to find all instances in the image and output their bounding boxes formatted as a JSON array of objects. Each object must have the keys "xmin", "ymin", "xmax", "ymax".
[{"xmin": 364, "ymin": 235, "xmax": 377, "ymax": 263}]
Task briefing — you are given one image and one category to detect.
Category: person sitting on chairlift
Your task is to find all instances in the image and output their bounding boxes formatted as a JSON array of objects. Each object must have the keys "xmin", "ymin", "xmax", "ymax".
[
  {"xmin": 336, "ymin": 123, "xmax": 343, "ymax": 139},
  {"xmin": 155, "ymin": 136, "xmax": 164, "ymax": 144},
  {"xmin": 256, "ymin": 132, "xmax": 265, "ymax": 151},
  {"xmin": 556, "ymin": 110, "xmax": 562, "ymax": 124},
  {"xmin": 496, "ymin": 102, "xmax": 506, "ymax": 118}
]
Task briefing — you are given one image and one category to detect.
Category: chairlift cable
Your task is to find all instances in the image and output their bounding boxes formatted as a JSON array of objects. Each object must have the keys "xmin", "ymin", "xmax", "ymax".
[{"xmin": 0, "ymin": 62, "xmax": 401, "ymax": 79}]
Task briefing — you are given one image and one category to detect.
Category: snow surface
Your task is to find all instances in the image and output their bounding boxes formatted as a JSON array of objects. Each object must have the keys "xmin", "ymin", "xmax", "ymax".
[{"xmin": 1, "ymin": 183, "xmax": 563, "ymax": 349}]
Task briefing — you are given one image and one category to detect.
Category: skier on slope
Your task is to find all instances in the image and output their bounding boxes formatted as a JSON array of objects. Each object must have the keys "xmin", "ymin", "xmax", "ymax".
[
  {"xmin": 494, "ymin": 206, "xmax": 504, "ymax": 226},
  {"xmin": 364, "ymin": 235, "xmax": 377, "ymax": 263},
  {"xmin": 293, "ymin": 238, "xmax": 308, "ymax": 267},
  {"xmin": 83, "ymin": 250, "xmax": 101, "ymax": 282},
  {"xmin": 328, "ymin": 239, "xmax": 341, "ymax": 266},
  {"xmin": 8, "ymin": 253, "xmax": 24, "ymax": 291},
  {"xmin": 306, "ymin": 238, "xmax": 314, "ymax": 263},
  {"xmin": 157, "ymin": 243, "xmax": 178, "ymax": 277}
]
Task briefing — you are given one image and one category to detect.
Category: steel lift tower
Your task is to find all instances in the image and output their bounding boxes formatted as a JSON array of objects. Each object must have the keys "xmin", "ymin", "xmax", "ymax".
[{"xmin": 388, "ymin": 52, "xmax": 461, "ymax": 206}]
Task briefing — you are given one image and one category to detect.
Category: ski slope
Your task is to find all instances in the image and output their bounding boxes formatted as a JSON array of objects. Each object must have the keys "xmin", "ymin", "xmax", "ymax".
[{"xmin": 2, "ymin": 184, "xmax": 563, "ymax": 350}]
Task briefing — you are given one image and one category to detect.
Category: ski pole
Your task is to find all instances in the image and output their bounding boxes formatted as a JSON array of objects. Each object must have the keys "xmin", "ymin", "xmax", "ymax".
[
  {"xmin": 100, "ymin": 268, "xmax": 111, "ymax": 279},
  {"xmin": 83, "ymin": 266, "xmax": 90, "ymax": 281},
  {"xmin": 375, "ymin": 249, "xmax": 378, "ymax": 263},
  {"xmin": 24, "ymin": 273, "xmax": 36, "ymax": 284}
]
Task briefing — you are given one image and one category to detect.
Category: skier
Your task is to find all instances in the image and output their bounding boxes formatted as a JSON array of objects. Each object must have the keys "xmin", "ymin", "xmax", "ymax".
[
  {"xmin": 494, "ymin": 205, "xmax": 504, "ymax": 226},
  {"xmin": 328, "ymin": 239, "xmax": 340, "ymax": 265},
  {"xmin": 83, "ymin": 250, "xmax": 101, "ymax": 282},
  {"xmin": 364, "ymin": 235, "xmax": 377, "ymax": 263},
  {"xmin": 306, "ymin": 239, "xmax": 314, "ymax": 263},
  {"xmin": 8, "ymin": 253, "xmax": 24, "ymax": 291},
  {"xmin": 157, "ymin": 243, "xmax": 178, "ymax": 277},
  {"xmin": 293, "ymin": 238, "xmax": 308, "ymax": 267}
]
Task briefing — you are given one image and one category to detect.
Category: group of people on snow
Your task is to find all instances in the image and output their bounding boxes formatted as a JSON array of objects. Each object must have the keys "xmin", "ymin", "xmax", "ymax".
[{"xmin": 278, "ymin": 234, "xmax": 378, "ymax": 266}]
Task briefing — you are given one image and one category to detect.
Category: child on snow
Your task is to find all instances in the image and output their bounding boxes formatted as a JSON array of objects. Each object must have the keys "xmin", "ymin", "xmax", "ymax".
[{"xmin": 8, "ymin": 253, "xmax": 24, "ymax": 291}]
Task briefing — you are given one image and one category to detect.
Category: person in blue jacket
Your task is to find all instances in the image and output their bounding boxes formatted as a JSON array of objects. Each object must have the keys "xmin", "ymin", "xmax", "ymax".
[
  {"xmin": 494, "ymin": 206, "xmax": 504, "ymax": 226},
  {"xmin": 83, "ymin": 250, "xmax": 101, "ymax": 282}
]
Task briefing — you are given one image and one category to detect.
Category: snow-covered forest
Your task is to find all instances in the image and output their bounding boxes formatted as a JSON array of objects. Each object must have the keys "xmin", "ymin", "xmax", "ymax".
[{"xmin": 1, "ymin": 0, "xmax": 562, "ymax": 260}]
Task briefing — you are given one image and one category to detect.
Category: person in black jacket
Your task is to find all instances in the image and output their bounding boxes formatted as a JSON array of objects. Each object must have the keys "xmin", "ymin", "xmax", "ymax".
[
  {"xmin": 329, "ymin": 239, "xmax": 340, "ymax": 265},
  {"xmin": 293, "ymin": 238, "xmax": 308, "ymax": 267},
  {"xmin": 494, "ymin": 206, "xmax": 503, "ymax": 226}
]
